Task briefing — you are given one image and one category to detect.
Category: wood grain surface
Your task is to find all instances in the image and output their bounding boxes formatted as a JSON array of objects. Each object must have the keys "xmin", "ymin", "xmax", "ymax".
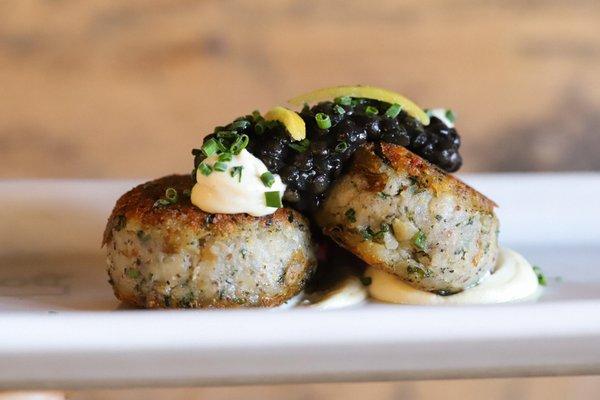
[
  {"xmin": 1, "ymin": 0, "xmax": 600, "ymax": 178},
  {"xmin": 64, "ymin": 376, "xmax": 600, "ymax": 399}
]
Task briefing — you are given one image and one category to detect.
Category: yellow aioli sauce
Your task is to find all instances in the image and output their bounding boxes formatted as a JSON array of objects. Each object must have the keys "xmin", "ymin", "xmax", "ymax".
[{"xmin": 365, "ymin": 248, "xmax": 540, "ymax": 305}]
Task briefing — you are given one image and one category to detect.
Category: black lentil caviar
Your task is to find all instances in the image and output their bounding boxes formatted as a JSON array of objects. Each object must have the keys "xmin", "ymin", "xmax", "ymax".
[{"xmin": 192, "ymin": 99, "xmax": 462, "ymax": 213}]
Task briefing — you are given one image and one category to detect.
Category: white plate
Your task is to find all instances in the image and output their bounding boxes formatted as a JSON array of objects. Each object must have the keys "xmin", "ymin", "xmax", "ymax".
[{"xmin": 1, "ymin": 174, "xmax": 600, "ymax": 389}]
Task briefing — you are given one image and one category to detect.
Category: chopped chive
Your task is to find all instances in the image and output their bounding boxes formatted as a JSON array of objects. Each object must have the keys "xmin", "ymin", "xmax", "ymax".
[
  {"xmin": 365, "ymin": 105, "xmax": 379, "ymax": 117},
  {"xmin": 385, "ymin": 103, "xmax": 402, "ymax": 118},
  {"xmin": 213, "ymin": 161, "xmax": 228, "ymax": 172},
  {"xmin": 254, "ymin": 122, "xmax": 265, "ymax": 135},
  {"xmin": 265, "ymin": 191, "xmax": 282, "ymax": 208},
  {"xmin": 345, "ymin": 208, "xmax": 356, "ymax": 223},
  {"xmin": 201, "ymin": 138, "xmax": 219, "ymax": 156},
  {"xmin": 198, "ymin": 163, "xmax": 213, "ymax": 176},
  {"xmin": 533, "ymin": 266, "xmax": 547, "ymax": 286},
  {"xmin": 165, "ymin": 187, "xmax": 178, "ymax": 203},
  {"xmin": 216, "ymin": 130, "xmax": 238, "ymax": 140},
  {"xmin": 288, "ymin": 138, "xmax": 310, "ymax": 153},
  {"xmin": 315, "ymin": 113, "xmax": 332, "ymax": 129},
  {"xmin": 230, "ymin": 165, "xmax": 244, "ymax": 182},
  {"xmin": 360, "ymin": 276, "xmax": 372, "ymax": 286},
  {"xmin": 230, "ymin": 134, "xmax": 249, "ymax": 155},
  {"xmin": 215, "ymin": 139, "xmax": 228, "ymax": 152},
  {"xmin": 218, "ymin": 152, "xmax": 232, "ymax": 162},
  {"xmin": 260, "ymin": 171, "xmax": 275, "ymax": 188},
  {"xmin": 445, "ymin": 109, "xmax": 456, "ymax": 123},
  {"xmin": 334, "ymin": 104, "xmax": 345, "ymax": 115},
  {"xmin": 412, "ymin": 230, "xmax": 427, "ymax": 251},
  {"xmin": 153, "ymin": 198, "xmax": 171, "ymax": 208},
  {"xmin": 335, "ymin": 141, "xmax": 349, "ymax": 153},
  {"xmin": 231, "ymin": 119, "xmax": 251, "ymax": 130},
  {"xmin": 334, "ymin": 96, "xmax": 352, "ymax": 106}
]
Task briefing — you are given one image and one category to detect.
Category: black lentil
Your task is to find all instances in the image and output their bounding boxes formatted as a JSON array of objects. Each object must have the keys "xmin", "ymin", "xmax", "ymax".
[{"xmin": 192, "ymin": 99, "xmax": 463, "ymax": 213}]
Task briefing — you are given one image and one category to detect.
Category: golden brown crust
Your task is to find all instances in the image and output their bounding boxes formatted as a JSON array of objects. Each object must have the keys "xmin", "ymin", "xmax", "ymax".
[
  {"xmin": 355, "ymin": 143, "xmax": 497, "ymax": 212},
  {"xmin": 102, "ymin": 174, "xmax": 305, "ymax": 247}
]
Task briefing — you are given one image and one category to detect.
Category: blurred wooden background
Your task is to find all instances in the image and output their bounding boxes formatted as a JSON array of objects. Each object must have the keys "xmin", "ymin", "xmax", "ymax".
[{"xmin": 1, "ymin": 0, "xmax": 600, "ymax": 178}]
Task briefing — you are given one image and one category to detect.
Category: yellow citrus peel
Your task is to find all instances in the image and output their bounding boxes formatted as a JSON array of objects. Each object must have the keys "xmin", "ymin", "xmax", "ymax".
[
  {"xmin": 288, "ymin": 85, "xmax": 430, "ymax": 125},
  {"xmin": 264, "ymin": 106, "xmax": 306, "ymax": 141}
]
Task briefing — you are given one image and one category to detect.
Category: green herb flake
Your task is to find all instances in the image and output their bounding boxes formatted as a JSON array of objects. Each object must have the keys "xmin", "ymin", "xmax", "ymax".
[
  {"xmin": 385, "ymin": 103, "xmax": 402, "ymax": 118},
  {"xmin": 345, "ymin": 208, "xmax": 357, "ymax": 223},
  {"xmin": 230, "ymin": 165, "xmax": 244, "ymax": 182},
  {"xmin": 182, "ymin": 189, "xmax": 191, "ymax": 197},
  {"xmin": 360, "ymin": 276, "xmax": 372, "ymax": 286},
  {"xmin": 533, "ymin": 266, "xmax": 547, "ymax": 286},
  {"xmin": 334, "ymin": 104, "xmax": 346, "ymax": 115},
  {"xmin": 365, "ymin": 105, "xmax": 379, "ymax": 117},
  {"xmin": 260, "ymin": 171, "xmax": 275, "ymax": 188},
  {"xmin": 136, "ymin": 230, "xmax": 151, "ymax": 242},
  {"xmin": 288, "ymin": 138, "xmax": 310, "ymax": 153},
  {"xmin": 445, "ymin": 109, "xmax": 456, "ymax": 123},
  {"xmin": 126, "ymin": 268, "xmax": 141, "ymax": 279},
  {"xmin": 412, "ymin": 231, "xmax": 427, "ymax": 251},
  {"xmin": 315, "ymin": 113, "xmax": 332, "ymax": 129},
  {"xmin": 114, "ymin": 215, "xmax": 127, "ymax": 231},
  {"xmin": 265, "ymin": 191, "xmax": 282, "ymax": 208},
  {"xmin": 361, "ymin": 227, "xmax": 374, "ymax": 241}
]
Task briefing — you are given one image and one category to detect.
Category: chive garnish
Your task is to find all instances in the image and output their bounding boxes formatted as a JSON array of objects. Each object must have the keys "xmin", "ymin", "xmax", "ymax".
[
  {"xmin": 213, "ymin": 162, "xmax": 228, "ymax": 172},
  {"xmin": 334, "ymin": 104, "xmax": 345, "ymax": 115},
  {"xmin": 265, "ymin": 191, "xmax": 282, "ymax": 208},
  {"xmin": 288, "ymin": 138, "xmax": 310, "ymax": 153},
  {"xmin": 218, "ymin": 152, "xmax": 232, "ymax": 162},
  {"xmin": 385, "ymin": 103, "xmax": 402, "ymax": 118},
  {"xmin": 315, "ymin": 113, "xmax": 332, "ymax": 129},
  {"xmin": 254, "ymin": 122, "xmax": 265, "ymax": 135},
  {"xmin": 165, "ymin": 187, "xmax": 178, "ymax": 203},
  {"xmin": 365, "ymin": 105, "xmax": 379, "ymax": 117},
  {"xmin": 334, "ymin": 96, "xmax": 352, "ymax": 106},
  {"xmin": 533, "ymin": 266, "xmax": 547, "ymax": 286},
  {"xmin": 335, "ymin": 141, "xmax": 349, "ymax": 153},
  {"xmin": 230, "ymin": 134, "xmax": 249, "ymax": 155},
  {"xmin": 198, "ymin": 163, "xmax": 213, "ymax": 176},
  {"xmin": 230, "ymin": 165, "xmax": 244, "ymax": 182},
  {"xmin": 231, "ymin": 119, "xmax": 251, "ymax": 130},
  {"xmin": 153, "ymin": 198, "xmax": 171, "ymax": 207},
  {"xmin": 260, "ymin": 171, "xmax": 275, "ymax": 188},
  {"xmin": 445, "ymin": 109, "xmax": 456, "ymax": 123},
  {"xmin": 201, "ymin": 138, "xmax": 219, "ymax": 156}
]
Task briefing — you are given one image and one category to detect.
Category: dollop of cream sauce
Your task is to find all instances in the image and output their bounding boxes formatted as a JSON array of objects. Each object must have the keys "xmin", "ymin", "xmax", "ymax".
[
  {"xmin": 191, "ymin": 149, "xmax": 286, "ymax": 217},
  {"xmin": 365, "ymin": 248, "xmax": 540, "ymax": 305}
]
